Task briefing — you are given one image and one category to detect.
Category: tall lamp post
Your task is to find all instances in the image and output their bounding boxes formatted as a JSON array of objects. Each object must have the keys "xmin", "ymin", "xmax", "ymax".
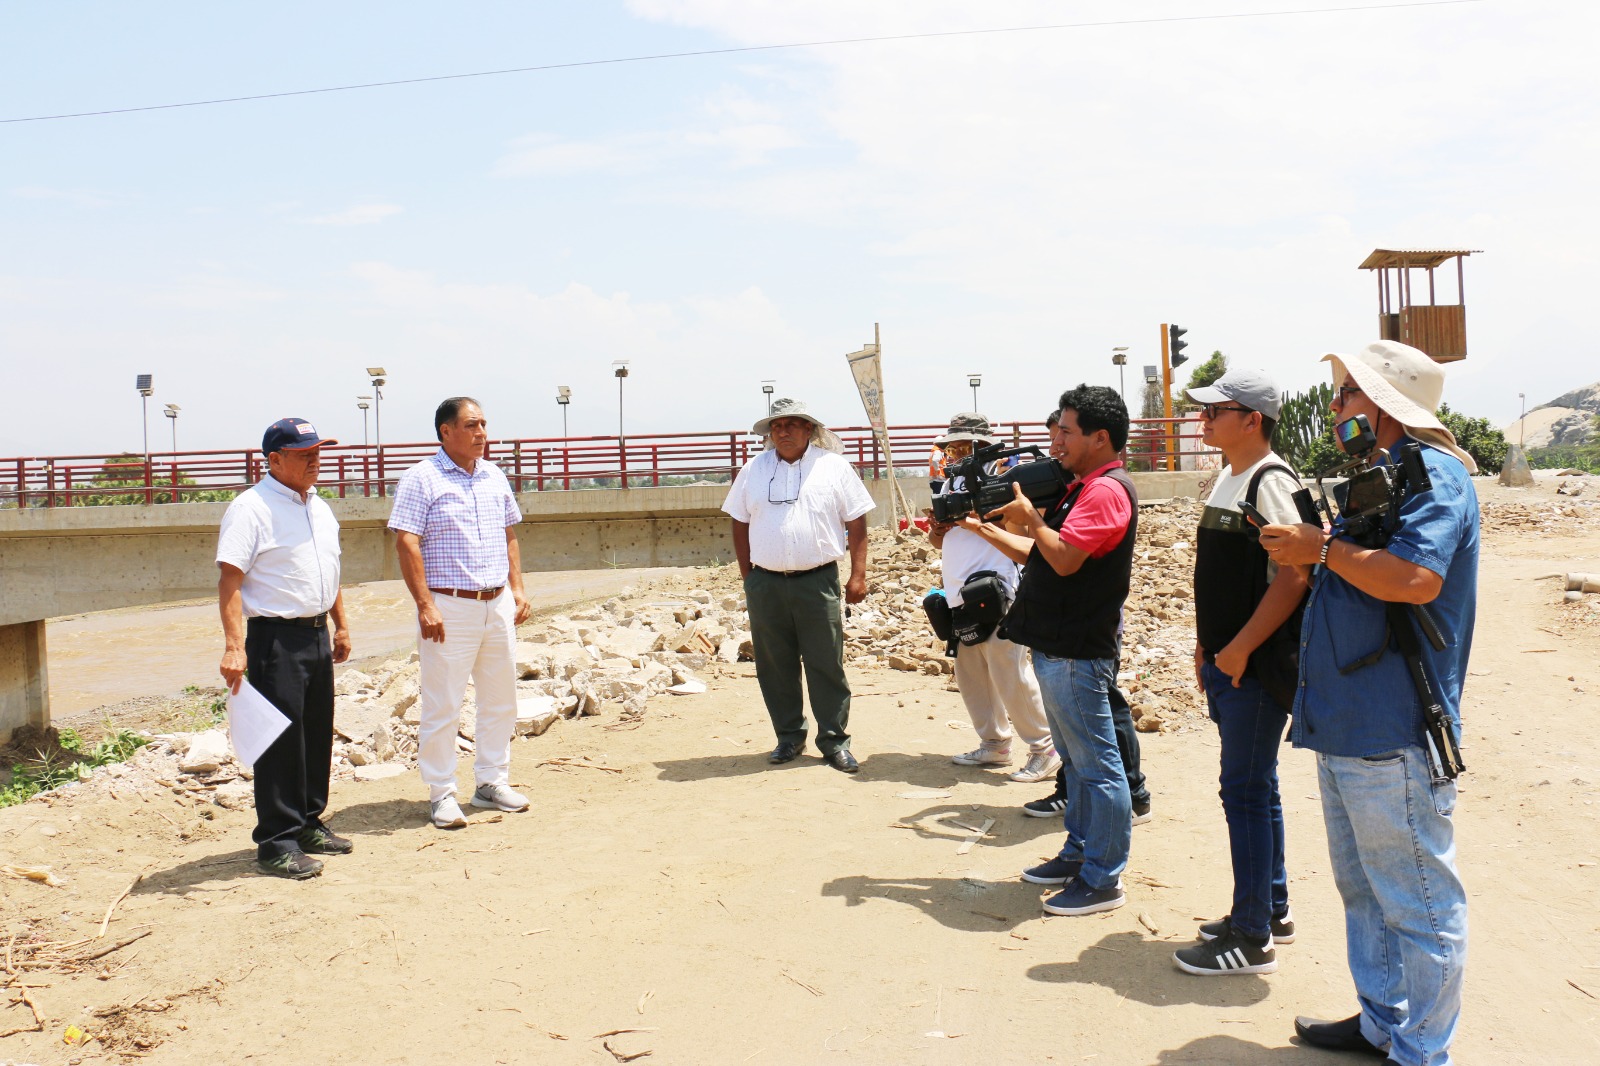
[
  {"xmin": 967, "ymin": 373, "xmax": 982, "ymax": 411},
  {"xmin": 613, "ymin": 360, "xmax": 630, "ymax": 488},
  {"xmin": 761, "ymin": 379, "xmax": 775, "ymax": 415},
  {"xmin": 1518, "ymin": 392, "xmax": 1526, "ymax": 450},
  {"xmin": 1111, "ymin": 347, "xmax": 1129, "ymax": 404},
  {"xmin": 135, "ymin": 374, "xmax": 154, "ymax": 466},
  {"xmin": 357, "ymin": 396, "xmax": 371, "ymax": 445},
  {"xmin": 164, "ymin": 403, "xmax": 180, "ymax": 451},
  {"xmin": 366, "ymin": 367, "xmax": 387, "ymax": 448},
  {"xmin": 556, "ymin": 386, "xmax": 571, "ymax": 437}
]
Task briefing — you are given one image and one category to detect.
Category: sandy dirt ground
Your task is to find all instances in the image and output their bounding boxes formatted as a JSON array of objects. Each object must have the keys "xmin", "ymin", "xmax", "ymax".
[{"xmin": 2, "ymin": 478, "xmax": 1598, "ymax": 1065}]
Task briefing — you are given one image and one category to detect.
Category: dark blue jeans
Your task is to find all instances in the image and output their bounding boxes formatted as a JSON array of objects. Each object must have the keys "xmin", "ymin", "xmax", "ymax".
[{"xmin": 1201, "ymin": 661, "xmax": 1289, "ymax": 940}]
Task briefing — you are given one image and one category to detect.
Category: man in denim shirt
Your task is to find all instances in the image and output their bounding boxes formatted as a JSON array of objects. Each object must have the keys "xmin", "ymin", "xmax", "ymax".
[{"xmin": 1260, "ymin": 341, "xmax": 1478, "ymax": 1066}]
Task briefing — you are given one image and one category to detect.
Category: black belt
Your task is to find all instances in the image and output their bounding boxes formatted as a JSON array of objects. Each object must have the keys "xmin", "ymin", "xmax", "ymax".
[
  {"xmin": 249, "ymin": 613, "xmax": 328, "ymax": 628},
  {"xmin": 753, "ymin": 561, "xmax": 837, "ymax": 579}
]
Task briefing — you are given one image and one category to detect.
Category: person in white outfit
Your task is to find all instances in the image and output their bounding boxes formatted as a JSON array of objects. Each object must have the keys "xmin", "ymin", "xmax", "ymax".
[
  {"xmin": 388, "ymin": 396, "xmax": 533, "ymax": 829},
  {"xmin": 926, "ymin": 413, "xmax": 1060, "ymax": 784}
]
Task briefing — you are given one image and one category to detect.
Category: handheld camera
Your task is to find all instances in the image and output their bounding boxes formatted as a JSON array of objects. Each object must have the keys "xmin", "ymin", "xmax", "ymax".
[{"xmin": 930, "ymin": 443, "xmax": 1069, "ymax": 524}]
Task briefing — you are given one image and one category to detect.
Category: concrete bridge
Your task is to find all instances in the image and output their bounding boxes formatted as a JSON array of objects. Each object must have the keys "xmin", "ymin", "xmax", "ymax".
[{"xmin": 0, "ymin": 471, "xmax": 1206, "ymax": 741}]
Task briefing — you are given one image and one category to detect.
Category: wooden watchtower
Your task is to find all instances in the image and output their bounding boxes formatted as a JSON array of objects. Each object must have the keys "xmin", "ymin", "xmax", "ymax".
[{"xmin": 1359, "ymin": 248, "xmax": 1480, "ymax": 361}]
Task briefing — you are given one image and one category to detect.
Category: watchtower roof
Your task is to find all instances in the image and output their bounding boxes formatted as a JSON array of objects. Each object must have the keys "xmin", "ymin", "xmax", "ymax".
[{"xmin": 1358, "ymin": 248, "xmax": 1481, "ymax": 270}]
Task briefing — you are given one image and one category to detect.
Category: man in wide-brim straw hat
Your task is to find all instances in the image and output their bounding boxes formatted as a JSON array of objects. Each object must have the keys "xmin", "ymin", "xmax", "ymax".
[
  {"xmin": 925, "ymin": 412, "xmax": 1060, "ymax": 784},
  {"xmin": 1258, "ymin": 341, "xmax": 1479, "ymax": 1064},
  {"xmin": 723, "ymin": 398, "xmax": 874, "ymax": 773}
]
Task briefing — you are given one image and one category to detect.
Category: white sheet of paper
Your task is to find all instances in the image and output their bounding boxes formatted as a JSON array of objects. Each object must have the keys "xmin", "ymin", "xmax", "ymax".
[{"xmin": 227, "ymin": 679, "xmax": 291, "ymax": 767}]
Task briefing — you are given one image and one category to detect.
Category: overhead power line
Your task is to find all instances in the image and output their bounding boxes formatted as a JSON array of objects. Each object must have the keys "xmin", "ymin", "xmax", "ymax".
[{"xmin": 2, "ymin": 1, "xmax": 1484, "ymax": 125}]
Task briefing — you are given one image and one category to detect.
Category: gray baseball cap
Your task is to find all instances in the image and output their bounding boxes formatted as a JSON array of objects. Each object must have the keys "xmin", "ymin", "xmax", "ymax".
[{"xmin": 1186, "ymin": 367, "xmax": 1282, "ymax": 419}]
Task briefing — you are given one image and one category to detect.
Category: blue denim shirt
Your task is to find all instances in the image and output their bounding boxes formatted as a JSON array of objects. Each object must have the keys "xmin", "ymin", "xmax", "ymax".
[{"xmin": 1290, "ymin": 440, "xmax": 1479, "ymax": 757}]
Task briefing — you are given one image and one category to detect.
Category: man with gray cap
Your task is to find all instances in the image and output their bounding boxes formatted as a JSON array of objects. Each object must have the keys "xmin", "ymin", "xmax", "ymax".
[
  {"xmin": 216, "ymin": 418, "xmax": 352, "ymax": 880},
  {"xmin": 723, "ymin": 399, "xmax": 874, "ymax": 772},
  {"xmin": 1173, "ymin": 368, "xmax": 1309, "ymax": 977},
  {"xmin": 926, "ymin": 413, "xmax": 1059, "ymax": 782},
  {"xmin": 1259, "ymin": 341, "xmax": 1478, "ymax": 1064}
]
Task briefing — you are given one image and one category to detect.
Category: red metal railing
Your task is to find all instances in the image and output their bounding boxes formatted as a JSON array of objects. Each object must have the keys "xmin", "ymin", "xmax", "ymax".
[{"xmin": 0, "ymin": 419, "xmax": 1210, "ymax": 508}]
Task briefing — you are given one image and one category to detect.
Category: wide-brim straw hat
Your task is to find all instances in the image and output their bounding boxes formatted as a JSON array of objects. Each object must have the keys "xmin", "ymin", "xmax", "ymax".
[{"xmin": 1321, "ymin": 341, "xmax": 1477, "ymax": 474}]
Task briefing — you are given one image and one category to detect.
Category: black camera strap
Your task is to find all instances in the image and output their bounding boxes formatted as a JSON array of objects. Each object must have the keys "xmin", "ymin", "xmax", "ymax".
[{"xmin": 1386, "ymin": 602, "xmax": 1465, "ymax": 781}]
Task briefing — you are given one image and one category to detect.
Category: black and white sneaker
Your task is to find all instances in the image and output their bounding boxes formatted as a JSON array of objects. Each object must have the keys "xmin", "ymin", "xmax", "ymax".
[
  {"xmin": 1022, "ymin": 791, "xmax": 1067, "ymax": 818},
  {"xmin": 1173, "ymin": 928, "xmax": 1277, "ymax": 975},
  {"xmin": 1131, "ymin": 799, "xmax": 1152, "ymax": 826},
  {"xmin": 1198, "ymin": 909, "xmax": 1295, "ymax": 945}
]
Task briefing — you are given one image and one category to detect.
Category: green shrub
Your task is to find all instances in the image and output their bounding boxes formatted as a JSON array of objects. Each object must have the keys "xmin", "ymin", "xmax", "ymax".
[{"xmin": 1436, "ymin": 403, "xmax": 1508, "ymax": 474}]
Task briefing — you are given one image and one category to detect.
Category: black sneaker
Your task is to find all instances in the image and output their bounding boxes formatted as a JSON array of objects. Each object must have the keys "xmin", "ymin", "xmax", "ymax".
[
  {"xmin": 1021, "ymin": 857, "xmax": 1082, "ymax": 885},
  {"xmin": 298, "ymin": 824, "xmax": 354, "ymax": 855},
  {"xmin": 1042, "ymin": 877, "xmax": 1125, "ymax": 916},
  {"xmin": 1174, "ymin": 927, "xmax": 1277, "ymax": 975},
  {"xmin": 1022, "ymin": 791, "xmax": 1067, "ymax": 818},
  {"xmin": 1199, "ymin": 909, "xmax": 1295, "ymax": 945},
  {"xmin": 1131, "ymin": 799, "xmax": 1152, "ymax": 825},
  {"xmin": 257, "ymin": 851, "xmax": 323, "ymax": 880}
]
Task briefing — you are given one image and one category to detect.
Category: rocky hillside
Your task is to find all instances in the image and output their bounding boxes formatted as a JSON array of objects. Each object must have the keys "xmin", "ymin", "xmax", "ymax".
[{"xmin": 1507, "ymin": 381, "xmax": 1600, "ymax": 449}]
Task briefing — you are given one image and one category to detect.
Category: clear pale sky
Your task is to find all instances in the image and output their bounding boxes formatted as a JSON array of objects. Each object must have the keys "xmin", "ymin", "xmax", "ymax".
[{"xmin": 2, "ymin": 1, "xmax": 1594, "ymax": 458}]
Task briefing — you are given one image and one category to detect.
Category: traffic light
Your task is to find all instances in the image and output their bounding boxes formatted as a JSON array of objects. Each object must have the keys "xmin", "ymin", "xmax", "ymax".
[{"xmin": 1168, "ymin": 324, "xmax": 1189, "ymax": 368}]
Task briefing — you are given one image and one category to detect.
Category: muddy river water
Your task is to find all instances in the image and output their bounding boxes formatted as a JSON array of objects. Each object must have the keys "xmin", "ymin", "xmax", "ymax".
[{"xmin": 44, "ymin": 567, "xmax": 695, "ymax": 717}]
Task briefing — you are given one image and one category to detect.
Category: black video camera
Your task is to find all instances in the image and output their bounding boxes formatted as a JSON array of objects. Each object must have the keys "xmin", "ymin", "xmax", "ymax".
[
  {"xmin": 1313, "ymin": 414, "xmax": 1431, "ymax": 548},
  {"xmin": 930, "ymin": 443, "xmax": 1069, "ymax": 524}
]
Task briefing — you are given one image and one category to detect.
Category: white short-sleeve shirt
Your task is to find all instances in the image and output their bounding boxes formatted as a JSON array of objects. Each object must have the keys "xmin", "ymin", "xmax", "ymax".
[
  {"xmin": 722, "ymin": 444, "xmax": 875, "ymax": 571},
  {"xmin": 935, "ymin": 474, "xmax": 1020, "ymax": 606},
  {"xmin": 216, "ymin": 475, "xmax": 342, "ymax": 618},
  {"xmin": 1203, "ymin": 450, "xmax": 1303, "ymax": 582}
]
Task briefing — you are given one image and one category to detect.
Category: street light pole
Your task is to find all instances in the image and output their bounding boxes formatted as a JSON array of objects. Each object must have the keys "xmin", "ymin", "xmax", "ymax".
[
  {"xmin": 1111, "ymin": 347, "xmax": 1129, "ymax": 405},
  {"xmin": 613, "ymin": 361, "xmax": 630, "ymax": 488},
  {"xmin": 366, "ymin": 367, "xmax": 387, "ymax": 449},
  {"xmin": 557, "ymin": 386, "xmax": 571, "ymax": 438},
  {"xmin": 1519, "ymin": 392, "xmax": 1526, "ymax": 450},
  {"xmin": 968, "ymin": 373, "xmax": 982, "ymax": 411},
  {"xmin": 357, "ymin": 397, "xmax": 371, "ymax": 446},
  {"xmin": 135, "ymin": 374, "xmax": 154, "ymax": 465},
  {"xmin": 164, "ymin": 403, "xmax": 180, "ymax": 451},
  {"xmin": 761, "ymin": 379, "xmax": 775, "ymax": 415}
]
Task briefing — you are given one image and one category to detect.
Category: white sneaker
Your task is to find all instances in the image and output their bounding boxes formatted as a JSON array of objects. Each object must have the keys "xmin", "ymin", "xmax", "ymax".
[
  {"xmin": 1009, "ymin": 749, "xmax": 1062, "ymax": 783},
  {"xmin": 431, "ymin": 796, "xmax": 467, "ymax": 829},
  {"xmin": 472, "ymin": 782, "xmax": 530, "ymax": 812},
  {"xmin": 952, "ymin": 746, "xmax": 1012, "ymax": 767}
]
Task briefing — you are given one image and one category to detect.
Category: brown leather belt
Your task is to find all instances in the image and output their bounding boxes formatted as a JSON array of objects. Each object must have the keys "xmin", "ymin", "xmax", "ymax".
[
  {"xmin": 752, "ymin": 562, "xmax": 837, "ymax": 579},
  {"xmin": 429, "ymin": 586, "xmax": 505, "ymax": 601}
]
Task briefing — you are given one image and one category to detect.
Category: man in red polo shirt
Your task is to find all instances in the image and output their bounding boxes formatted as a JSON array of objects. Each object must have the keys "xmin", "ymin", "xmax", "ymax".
[{"xmin": 960, "ymin": 384, "xmax": 1137, "ymax": 916}]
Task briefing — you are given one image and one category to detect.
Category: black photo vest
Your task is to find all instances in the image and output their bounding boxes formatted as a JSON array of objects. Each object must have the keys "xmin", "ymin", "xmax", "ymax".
[
  {"xmin": 1000, "ymin": 466, "xmax": 1138, "ymax": 660},
  {"xmin": 1194, "ymin": 463, "xmax": 1292, "ymax": 656}
]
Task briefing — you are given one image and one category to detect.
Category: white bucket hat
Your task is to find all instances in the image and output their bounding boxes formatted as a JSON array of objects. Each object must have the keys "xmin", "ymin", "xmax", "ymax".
[
  {"xmin": 1321, "ymin": 341, "xmax": 1477, "ymax": 474},
  {"xmin": 752, "ymin": 397, "xmax": 843, "ymax": 454}
]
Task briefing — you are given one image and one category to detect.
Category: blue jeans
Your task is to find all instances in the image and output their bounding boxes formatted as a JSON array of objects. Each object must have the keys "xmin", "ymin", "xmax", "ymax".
[
  {"xmin": 1318, "ymin": 747, "xmax": 1466, "ymax": 1066},
  {"xmin": 1201, "ymin": 661, "xmax": 1289, "ymax": 940},
  {"xmin": 1033, "ymin": 654, "xmax": 1130, "ymax": 890}
]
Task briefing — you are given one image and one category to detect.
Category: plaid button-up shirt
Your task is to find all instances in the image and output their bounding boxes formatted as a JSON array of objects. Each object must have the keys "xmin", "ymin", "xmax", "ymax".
[{"xmin": 388, "ymin": 449, "xmax": 523, "ymax": 590}]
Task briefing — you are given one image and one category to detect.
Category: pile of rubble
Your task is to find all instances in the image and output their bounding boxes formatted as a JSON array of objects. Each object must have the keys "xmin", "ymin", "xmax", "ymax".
[
  {"xmin": 44, "ymin": 500, "xmax": 1219, "ymax": 812},
  {"xmin": 1479, "ymin": 491, "xmax": 1600, "ymax": 536},
  {"xmin": 833, "ymin": 504, "xmax": 1205, "ymax": 732}
]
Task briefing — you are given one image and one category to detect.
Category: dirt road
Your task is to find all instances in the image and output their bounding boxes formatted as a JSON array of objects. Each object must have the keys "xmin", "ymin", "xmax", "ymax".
[{"xmin": 2, "ymin": 480, "xmax": 1597, "ymax": 1065}]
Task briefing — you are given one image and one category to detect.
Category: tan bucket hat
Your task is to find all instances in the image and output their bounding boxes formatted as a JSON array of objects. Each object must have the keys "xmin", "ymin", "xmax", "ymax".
[{"xmin": 1321, "ymin": 341, "xmax": 1477, "ymax": 474}]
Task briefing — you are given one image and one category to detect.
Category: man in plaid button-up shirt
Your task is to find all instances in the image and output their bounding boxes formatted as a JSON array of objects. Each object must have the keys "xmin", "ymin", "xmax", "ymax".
[{"xmin": 390, "ymin": 397, "xmax": 533, "ymax": 829}]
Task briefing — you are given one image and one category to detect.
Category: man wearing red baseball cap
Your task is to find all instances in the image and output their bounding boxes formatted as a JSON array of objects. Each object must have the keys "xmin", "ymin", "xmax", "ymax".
[{"xmin": 216, "ymin": 418, "xmax": 352, "ymax": 880}]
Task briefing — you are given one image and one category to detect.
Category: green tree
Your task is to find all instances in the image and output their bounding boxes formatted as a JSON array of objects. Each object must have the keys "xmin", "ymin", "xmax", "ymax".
[
  {"xmin": 1275, "ymin": 382, "xmax": 1338, "ymax": 474},
  {"xmin": 1435, "ymin": 403, "xmax": 1508, "ymax": 474},
  {"xmin": 65, "ymin": 454, "xmax": 237, "ymax": 506},
  {"xmin": 1173, "ymin": 351, "xmax": 1228, "ymax": 414}
]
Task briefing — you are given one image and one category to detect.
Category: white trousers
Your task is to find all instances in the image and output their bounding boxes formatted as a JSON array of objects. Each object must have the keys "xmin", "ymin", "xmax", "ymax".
[
  {"xmin": 417, "ymin": 591, "xmax": 518, "ymax": 802},
  {"xmin": 952, "ymin": 635, "xmax": 1054, "ymax": 753}
]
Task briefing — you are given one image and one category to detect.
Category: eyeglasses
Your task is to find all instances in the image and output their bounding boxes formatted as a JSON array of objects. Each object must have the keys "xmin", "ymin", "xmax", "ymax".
[
  {"xmin": 1199, "ymin": 404, "xmax": 1253, "ymax": 419},
  {"xmin": 1334, "ymin": 385, "xmax": 1364, "ymax": 406},
  {"xmin": 768, "ymin": 468, "xmax": 800, "ymax": 505}
]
